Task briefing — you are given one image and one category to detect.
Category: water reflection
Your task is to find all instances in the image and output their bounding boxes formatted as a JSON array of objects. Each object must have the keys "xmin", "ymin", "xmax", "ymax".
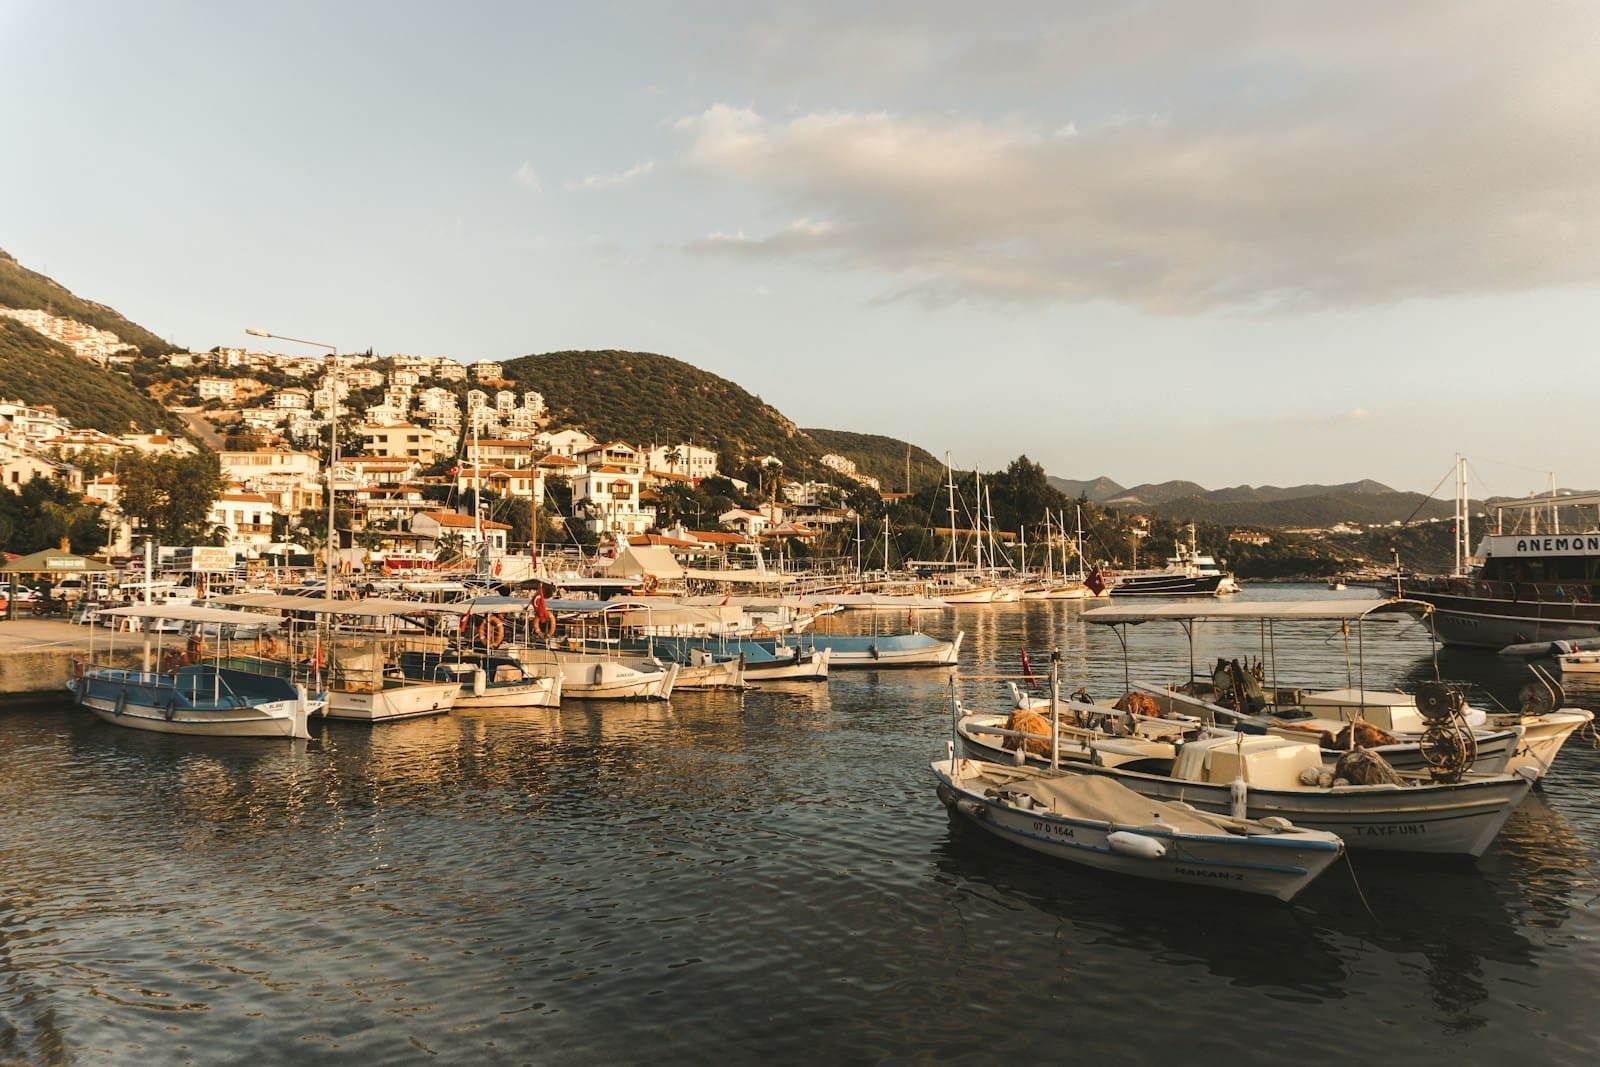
[{"xmin": 1, "ymin": 588, "xmax": 1598, "ymax": 1061}]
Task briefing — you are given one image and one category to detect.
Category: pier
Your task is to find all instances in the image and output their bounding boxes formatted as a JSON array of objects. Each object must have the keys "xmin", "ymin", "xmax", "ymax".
[{"xmin": 0, "ymin": 619, "xmax": 178, "ymax": 698}]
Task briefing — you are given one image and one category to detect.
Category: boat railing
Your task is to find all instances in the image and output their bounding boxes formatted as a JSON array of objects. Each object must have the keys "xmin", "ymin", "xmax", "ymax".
[{"xmin": 1407, "ymin": 575, "xmax": 1595, "ymax": 602}]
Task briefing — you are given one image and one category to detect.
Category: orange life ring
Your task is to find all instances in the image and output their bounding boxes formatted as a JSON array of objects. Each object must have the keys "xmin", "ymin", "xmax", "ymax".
[
  {"xmin": 643, "ymin": 575, "xmax": 659, "ymax": 593},
  {"xmin": 535, "ymin": 613, "xmax": 557, "ymax": 640},
  {"xmin": 310, "ymin": 644, "xmax": 327, "ymax": 671},
  {"xmin": 479, "ymin": 614, "xmax": 506, "ymax": 647}
]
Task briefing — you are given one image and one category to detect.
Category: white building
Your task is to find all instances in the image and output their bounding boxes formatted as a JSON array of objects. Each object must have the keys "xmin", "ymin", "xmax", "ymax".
[
  {"xmin": 646, "ymin": 443, "xmax": 720, "ymax": 482},
  {"xmin": 208, "ymin": 487, "xmax": 277, "ymax": 556},
  {"xmin": 411, "ymin": 510, "xmax": 510, "ymax": 553}
]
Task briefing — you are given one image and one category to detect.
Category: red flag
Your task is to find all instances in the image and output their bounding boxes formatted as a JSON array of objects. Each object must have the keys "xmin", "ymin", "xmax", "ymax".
[
  {"xmin": 533, "ymin": 587, "xmax": 551, "ymax": 622},
  {"xmin": 1086, "ymin": 567, "xmax": 1106, "ymax": 595},
  {"xmin": 1021, "ymin": 648, "xmax": 1037, "ymax": 686}
]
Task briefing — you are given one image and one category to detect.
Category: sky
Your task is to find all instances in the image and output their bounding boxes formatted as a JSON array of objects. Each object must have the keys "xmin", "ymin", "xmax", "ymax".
[{"xmin": 2, "ymin": 1, "xmax": 1598, "ymax": 498}]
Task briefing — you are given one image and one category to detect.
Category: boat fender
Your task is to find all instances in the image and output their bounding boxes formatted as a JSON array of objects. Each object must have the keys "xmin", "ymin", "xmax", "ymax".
[
  {"xmin": 1106, "ymin": 831, "xmax": 1166, "ymax": 860},
  {"xmin": 164, "ymin": 698, "xmax": 178, "ymax": 722},
  {"xmin": 1229, "ymin": 776, "xmax": 1248, "ymax": 819},
  {"xmin": 868, "ymin": 642, "xmax": 880, "ymax": 660},
  {"xmin": 472, "ymin": 668, "xmax": 486, "ymax": 697},
  {"xmin": 954, "ymin": 798, "xmax": 987, "ymax": 820},
  {"xmin": 114, "ymin": 688, "xmax": 128, "ymax": 717},
  {"xmin": 1258, "ymin": 816, "xmax": 1294, "ymax": 831},
  {"xmin": 72, "ymin": 656, "xmax": 85, "ymax": 682}
]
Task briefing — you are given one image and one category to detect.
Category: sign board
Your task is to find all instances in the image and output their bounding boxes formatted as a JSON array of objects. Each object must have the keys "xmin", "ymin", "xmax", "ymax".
[{"xmin": 45, "ymin": 556, "xmax": 87, "ymax": 570}]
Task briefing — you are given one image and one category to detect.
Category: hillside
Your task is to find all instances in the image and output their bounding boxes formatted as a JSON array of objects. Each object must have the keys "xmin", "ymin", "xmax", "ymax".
[
  {"xmin": 0, "ymin": 248, "xmax": 179, "ymax": 357},
  {"xmin": 0, "ymin": 319, "xmax": 178, "ymax": 435},
  {"xmin": 501, "ymin": 349, "xmax": 832, "ymax": 477},
  {"xmin": 801, "ymin": 428, "xmax": 944, "ymax": 494}
]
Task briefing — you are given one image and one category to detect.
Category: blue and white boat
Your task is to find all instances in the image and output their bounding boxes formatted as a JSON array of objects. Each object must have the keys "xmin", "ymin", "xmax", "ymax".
[
  {"xmin": 70, "ymin": 604, "xmax": 319, "ymax": 739},
  {"xmin": 798, "ymin": 629, "xmax": 963, "ymax": 669}
]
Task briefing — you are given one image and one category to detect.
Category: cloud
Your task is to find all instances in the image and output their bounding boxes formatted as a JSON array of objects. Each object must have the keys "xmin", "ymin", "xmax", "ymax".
[
  {"xmin": 565, "ymin": 160, "xmax": 656, "ymax": 192},
  {"xmin": 673, "ymin": 6, "xmax": 1600, "ymax": 313},
  {"xmin": 513, "ymin": 162, "xmax": 542, "ymax": 192}
]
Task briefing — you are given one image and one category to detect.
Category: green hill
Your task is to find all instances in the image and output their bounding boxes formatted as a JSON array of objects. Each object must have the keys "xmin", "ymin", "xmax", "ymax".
[
  {"xmin": 501, "ymin": 349, "xmax": 828, "ymax": 479},
  {"xmin": 0, "ymin": 319, "xmax": 178, "ymax": 435},
  {"xmin": 0, "ymin": 248, "xmax": 180, "ymax": 357},
  {"xmin": 801, "ymin": 428, "xmax": 944, "ymax": 493}
]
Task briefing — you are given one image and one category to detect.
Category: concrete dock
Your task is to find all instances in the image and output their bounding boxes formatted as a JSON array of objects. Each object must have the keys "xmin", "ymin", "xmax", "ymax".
[{"xmin": 0, "ymin": 619, "xmax": 183, "ymax": 699}]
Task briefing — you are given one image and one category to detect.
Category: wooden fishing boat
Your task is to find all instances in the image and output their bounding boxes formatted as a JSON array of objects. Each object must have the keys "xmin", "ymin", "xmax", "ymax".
[{"xmin": 932, "ymin": 754, "xmax": 1344, "ymax": 902}]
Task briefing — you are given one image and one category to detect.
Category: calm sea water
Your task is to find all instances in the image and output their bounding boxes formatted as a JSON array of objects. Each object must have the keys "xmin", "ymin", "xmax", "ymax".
[{"xmin": 3, "ymin": 585, "xmax": 1598, "ymax": 1064}]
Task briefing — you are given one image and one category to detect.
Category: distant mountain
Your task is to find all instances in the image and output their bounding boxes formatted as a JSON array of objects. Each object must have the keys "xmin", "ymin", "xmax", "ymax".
[
  {"xmin": 1105, "ymin": 480, "xmax": 1212, "ymax": 507},
  {"xmin": 0, "ymin": 248, "xmax": 179, "ymax": 357},
  {"xmin": 1205, "ymin": 479, "xmax": 1395, "ymax": 504},
  {"xmin": 1047, "ymin": 473, "xmax": 1451, "ymax": 528},
  {"xmin": 1047, "ymin": 475, "xmax": 1125, "ymax": 501}
]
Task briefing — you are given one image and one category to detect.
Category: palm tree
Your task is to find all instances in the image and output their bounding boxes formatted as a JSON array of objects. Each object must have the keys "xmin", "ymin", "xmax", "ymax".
[{"xmin": 664, "ymin": 446, "xmax": 683, "ymax": 476}]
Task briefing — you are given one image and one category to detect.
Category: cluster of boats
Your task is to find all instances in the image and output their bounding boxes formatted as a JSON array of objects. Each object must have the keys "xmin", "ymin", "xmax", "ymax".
[
  {"xmin": 64, "ymin": 588, "xmax": 965, "ymax": 740},
  {"xmin": 933, "ymin": 598, "xmax": 1596, "ymax": 902}
]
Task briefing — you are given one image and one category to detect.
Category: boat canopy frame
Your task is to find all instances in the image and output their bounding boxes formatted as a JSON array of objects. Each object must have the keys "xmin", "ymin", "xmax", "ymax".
[{"xmin": 1080, "ymin": 597, "xmax": 1439, "ymax": 698}]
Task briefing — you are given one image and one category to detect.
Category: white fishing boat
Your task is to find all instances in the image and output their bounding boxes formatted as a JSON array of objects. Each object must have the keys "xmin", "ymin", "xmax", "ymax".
[
  {"xmin": 1080, "ymin": 597, "xmax": 1594, "ymax": 780},
  {"xmin": 673, "ymin": 649, "xmax": 749, "ymax": 691},
  {"xmin": 802, "ymin": 629, "xmax": 963, "ymax": 669},
  {"xmin": 932, "ymin": 754, "xmax": 1344, "ymax": 902},
  {"xmin": 740, "ymin": 644, "xmax": 831, "ymax": 682},
  {"xmin": 398, "ymin": 650, "xmax": 562, "ymax": 708},
  {"xmin": 70, "ymin": 603, "xmax": 320, "ymax": 739},
  {"xmin": 212, "ymin": 592, "xmax": 461, "ymax": 722}
]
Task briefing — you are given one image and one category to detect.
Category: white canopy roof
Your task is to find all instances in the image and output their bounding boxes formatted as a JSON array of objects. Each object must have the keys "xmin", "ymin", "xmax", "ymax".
[
  {"xmin": 93, "ymin": 603, "xmax": 285, "ymax": 626},
  {"xmin": 1081, "ymin": 597, "xmax": 1433, "ymax": 626},
  {"xmin": 211, "ymin": 593, "xmax": 439, "ymax": 618}
]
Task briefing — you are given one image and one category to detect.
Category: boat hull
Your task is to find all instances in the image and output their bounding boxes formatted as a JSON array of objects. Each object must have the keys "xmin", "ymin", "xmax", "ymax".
[
  {"xmin": 1109, "ymin": 573, "xmax": 1227, "ymax": 597},
  {"xmin": 933, "ymin": 759, "xmax": 1343, "ymax": 902},
  {"xmin": 805, "ymin": 630, "xmax": 963, "ymax": 669},
  {"xmin": 73, "ymin": 666, "xmax": 316, "ymax": 739},
  {"xmin": 741, "ymin": 648, "xmax": 830, "ymax": 682},
  {"xmin": 325, "ymin": 679, "xmax": 460, "ymax": 722},
  {"xmin": 1050, "ymin": 760, "xmax": 1533, "ymax": 857},
  {"xmin": 1404, "ymin": 583, "xmax": 1600, "ymax": 649}
]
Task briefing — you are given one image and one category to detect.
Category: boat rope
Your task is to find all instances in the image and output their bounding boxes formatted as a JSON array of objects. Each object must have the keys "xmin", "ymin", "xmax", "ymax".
[{"xmin": 1340, "ymin": 851, "xmax": 1375, "ymax": 918}]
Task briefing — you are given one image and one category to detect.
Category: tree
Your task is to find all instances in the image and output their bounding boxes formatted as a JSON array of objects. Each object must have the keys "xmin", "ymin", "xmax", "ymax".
[{"xmin": 117, "ymin": 452, "xmax": 225, "ymax": 545}]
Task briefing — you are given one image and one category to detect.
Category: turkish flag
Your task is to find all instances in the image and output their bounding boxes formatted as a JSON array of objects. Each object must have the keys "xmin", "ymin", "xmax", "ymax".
[{"xmin": 1086, "ymin": 567, "xmax": 1106, "ymax": 595}]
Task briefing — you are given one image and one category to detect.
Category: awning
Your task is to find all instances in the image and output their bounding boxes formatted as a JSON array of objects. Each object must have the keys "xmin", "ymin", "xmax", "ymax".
[{"xmin": 0, "ymin": 549, "xmax": 113, "ymax": 574}]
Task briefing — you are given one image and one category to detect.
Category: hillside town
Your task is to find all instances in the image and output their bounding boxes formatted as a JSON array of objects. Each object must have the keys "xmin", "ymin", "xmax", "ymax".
[{"xmin": 0, "ymin": 323, "xmax": 887, "ymax": 574}]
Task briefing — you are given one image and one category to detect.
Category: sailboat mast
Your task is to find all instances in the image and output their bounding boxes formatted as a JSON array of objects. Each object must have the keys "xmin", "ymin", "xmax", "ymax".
[
  {"xmin": 974, "ymin": 469, "xmax": 984, "ymax": 573},
  {"xmin": 945, "ymin": 453, "xmax": 958, "ymax": 569}
]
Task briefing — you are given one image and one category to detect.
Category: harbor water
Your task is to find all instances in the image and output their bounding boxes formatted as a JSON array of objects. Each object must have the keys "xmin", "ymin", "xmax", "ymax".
[{"xmin": 2, "ymin": 586, "xmax": 1598, "ymax": 1064}]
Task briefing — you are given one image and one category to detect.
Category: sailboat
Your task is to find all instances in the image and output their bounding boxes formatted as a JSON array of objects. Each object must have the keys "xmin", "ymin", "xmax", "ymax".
[{"xmin": 929, "ymin": 457, "xmax": 998, "ymax": 604}]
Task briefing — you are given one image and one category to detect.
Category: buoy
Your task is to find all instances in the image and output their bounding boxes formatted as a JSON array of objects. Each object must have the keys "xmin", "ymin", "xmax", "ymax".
[
  {"xmin": 1230, "ymin": 776, "xmax": 1248, "ymax": 819},
  {"xmin": 1107, "ymin": 831, "xmax": 1166, "ymax": 859}
]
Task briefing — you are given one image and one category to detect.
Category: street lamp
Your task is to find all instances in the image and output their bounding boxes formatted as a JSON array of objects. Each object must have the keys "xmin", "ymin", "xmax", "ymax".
[{"xmin": 245, "ymin": 327, "xmax": 341, "ymax": 595}]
